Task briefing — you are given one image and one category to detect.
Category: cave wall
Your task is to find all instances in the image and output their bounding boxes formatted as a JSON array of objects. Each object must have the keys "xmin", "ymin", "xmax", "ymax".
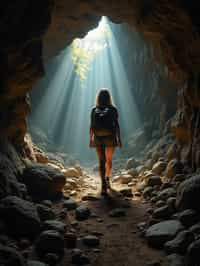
[{"xmin": 0, "ymin": 0, "xmax": 200, "ymax": 168}]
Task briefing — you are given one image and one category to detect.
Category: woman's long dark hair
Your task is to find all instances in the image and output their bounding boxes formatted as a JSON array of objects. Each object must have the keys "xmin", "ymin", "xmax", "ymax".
[{"xmin": 96, "ymin": 88, "xmax": 114, "ymax": 107}]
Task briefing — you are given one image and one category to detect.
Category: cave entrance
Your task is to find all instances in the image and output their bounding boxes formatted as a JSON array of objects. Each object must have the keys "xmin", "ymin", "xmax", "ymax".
[{"xmin": 28, "ymin": 16, "xmax": 174, "ymax": 166}]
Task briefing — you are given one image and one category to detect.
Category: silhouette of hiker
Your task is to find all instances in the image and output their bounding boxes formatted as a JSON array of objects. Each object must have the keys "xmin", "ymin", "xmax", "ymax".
[{"xmin": 89, "ymin": 88, "xmax": 122, "ymax": 196}]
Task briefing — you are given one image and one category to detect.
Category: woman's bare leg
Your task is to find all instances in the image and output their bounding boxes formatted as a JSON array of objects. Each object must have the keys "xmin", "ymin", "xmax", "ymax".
[
  {"xmin": 105, "ymin": 147, "xmax": 115, "ymax": 178},
  {"xmin": 96, "ymin": 146, "xmax": 106, "ymax": 194}
]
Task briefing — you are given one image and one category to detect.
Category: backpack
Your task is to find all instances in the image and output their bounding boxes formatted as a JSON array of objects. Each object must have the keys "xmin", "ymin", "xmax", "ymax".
[{"xmin": 92, "ymin": 106, "xmax": 115, "ymax": 136}]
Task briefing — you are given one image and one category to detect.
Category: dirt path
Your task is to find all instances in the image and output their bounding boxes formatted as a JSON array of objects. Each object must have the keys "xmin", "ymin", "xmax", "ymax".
[{"xmin": 58, "ymin": 171, "xmax": 168, "ymax": 266}]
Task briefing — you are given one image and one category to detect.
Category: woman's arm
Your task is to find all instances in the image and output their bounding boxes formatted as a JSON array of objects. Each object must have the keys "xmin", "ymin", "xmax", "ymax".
[
  {"xmin": 114, "ymin": 108, "xmax": 122, "ymax": 148},
  {"xmin": 89, "ymin": 109, "xmax": 94, "ymax": 147}
]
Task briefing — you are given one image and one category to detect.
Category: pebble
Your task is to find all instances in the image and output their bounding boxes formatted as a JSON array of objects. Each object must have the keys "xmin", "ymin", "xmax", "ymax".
[
  {"xmin": 109, "ymin": 208, "xmax": 126, "ymax": 217},
  {"xmin": 82, "ymin": 235, "xmax": 100, "ymax": 247}
]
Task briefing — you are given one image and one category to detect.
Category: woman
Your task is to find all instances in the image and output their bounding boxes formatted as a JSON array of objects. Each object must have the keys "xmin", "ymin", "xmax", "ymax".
[{"xmin": 89, "ymin": 88, "xmax": 122, "ymax": 196}]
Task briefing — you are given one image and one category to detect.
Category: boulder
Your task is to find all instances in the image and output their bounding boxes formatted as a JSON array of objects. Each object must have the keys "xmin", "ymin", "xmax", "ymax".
[
  {"xmin": 126, "ymin": 157, "xmax": 139, "ymax": 169},
  {"xmin": 152, "ymin": 161, "xmax": 167, "ymax": 175},
  {"xmin": 167, "ymin": 253, "xmax": 184, "ymax": 266},
  {"xmin": 27, "ymin": 261, "xmax": 47, "ymax": 266},
  {"xmin": 157, "ymin": 188, "xmax": 176, "ymax": 201},
  {"xmin": 164, "ymin": 230, "xmax": 194, "ymax": 254},
  {"xmin": 176, "ymin": 175, "xmax": 200, "ymax": 211},
  {"xmin": 165, "ymin": 159, "xmax": 183, "ymax": 179},
  {"xmin": 186, "ymin": 238, "xmax": 200, "ymax": 266},
  {"xmin": 127, "ymin": 168, "xmax": 138, "ymax": 177},
  {"xmin": 119, "ymin": 174, "xmax": 133, "ymax": 184},
  {"xmin": 37, "ymin": 204, "xmax": 56, "ymax": 221},
  {"xmin": 75, "ymin": 205, "xmax": 91, "ymax": 221},
  {"xmin": 63, "ymin": 167, "xmax": 80, "ymax": 178},
  {"xmin": 178, "ymin": 209, "xmax": 200, "ymax": 227},
  {"xmin": 42, "ymin": 220, "xmax": 66, "ymax": 234},
  {"xmin": 63, "ymin": 198, "xmax": 77, "ymax": 210},
  {"xmin": 21, "ymin": 163, "xmax": 66, "ymax": 200},
  {"xmin": 143, "ymin": 186, "xmax": 154, "ymax": 198},
  {"xmin": 0, "ymin": 196, "xmax": 40, "ymax": 238},
  {"xmin": 145, "ymin": 220, "xmax": 184, "ymax": 247},
  {"xmin": 147, "ymin": 176, "xmax": 162, "ymax": 187},
  {"xmin": 152, "ymin": 205, "xmax": 174, "ymax": 220},
  {"xmin": 0, "ymin": 244, "xmax": 25, "ymax": 266},
  {"xmin": 34, "ymin": 230, "xmax": 64, "ymax": 259}
]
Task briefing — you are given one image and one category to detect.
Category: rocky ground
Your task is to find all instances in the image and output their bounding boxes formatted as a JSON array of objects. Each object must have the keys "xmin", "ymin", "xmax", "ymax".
[{"xmin": 1, "ymin": 133, "xmax": 200, "ymax": 266}]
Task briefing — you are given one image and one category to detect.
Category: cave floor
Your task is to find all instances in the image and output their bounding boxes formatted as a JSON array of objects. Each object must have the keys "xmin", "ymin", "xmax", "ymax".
[{"xmin": 54, "ymin": 171, "xmax": 168, "ymax": 266}]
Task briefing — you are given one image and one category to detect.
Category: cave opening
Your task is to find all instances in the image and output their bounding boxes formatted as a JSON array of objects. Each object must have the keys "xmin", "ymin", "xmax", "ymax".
[{"xmin": 28, "ymin": 16, "xmax": 176, "ymax": 167}]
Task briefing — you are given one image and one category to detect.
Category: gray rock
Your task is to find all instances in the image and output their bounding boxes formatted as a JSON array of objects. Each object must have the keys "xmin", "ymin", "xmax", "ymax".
[
  {"xmin": 176, "ymin": 175, "xmax": 200, "ymax": 211},
  {"xmin": 167, "ymin": 197, "xmax": 176, "ymax": 212},
  {"xmin": 164, "ymin": 230, "xmax": 194, "ymax": 254},
  {"xmin": 21, "ymin": 163, "xmax": 66, "ymax": 200},
  {"xmin": 0, "ymin": 244, "xmax": 25, "ymax": 266},
  {"xmin": 42, "ymin": 220, "xmax": 66, "ymax": 234},
  {"xmin": 157, "ymin": 188, "xmax": 176, "ymax": 201},
  {"xmin": 165, "ymin": 159, "xmax": 183, "ymax": 179},
  {"xmin": 143, "ymin": 186, "xmax": 154, "ymax": 198},
  {"xmin": 35, "ymin": 230, "xmax": 64, "ymax": 259},
  {"xmin": 145, "ymin": 220, "xmax": 184, "ymax": 247},
  {"xmin": 109, "ymin": 208, "xmax": 126, "ymax": 217},
  {"xmin": 81, "ymin": 194, "xmax": 100, "ymax": 201},
  {"xmin": 75, "ymin": 205, "xmax": 91, "ymax": 221},
  {"xmin": 41, "ymin": 200, "xmax": 53, "ymax": 208},
  {"xmin": 82, "ymin": 235, "xmax": 100, "ymax": 247},
  {"xmin": 167, "ymin": 253, "xmax": 184, "ymax": 266},
  {"xmin": 189, "ymin": 223, "xmax": 200, "ymax": 237},
  {"xmin": 147, "ymin": 176, "xmax": 162, "ymax": 186},
  {"xmin": 126, "ymin": 157, "xmax": 139, "ymax": 169},
  {"xmin": 152, "ymin": 161, "xmax": 167, "ymax": 175},
  {"xmin": 37, "ymin": 204, "xmax": 55, "ymax": 221},
  {"xmin": 152, "ymin": 205, "xmax": 174, "ymax": 220},
  {"xmin": 186, "ymin": 238, "xmax": 200, "ymax": 266},
  {"xmin": 178, "ymin": 209, "xmax": 199, "ymax": 227},
  {"xmin": 0, "ymin": 196, "xmax": 40, "ymax": 238},
  {"xmin": 63, "ymin": 199, "xmax": 77, "ymax": 210},
  {"xmin": 71, "ymin": 249, "xmax": 90, "ymax": 265},
  {"xmin": 155, "ymin": 200, "xmax": 165, "ymax": 208}
]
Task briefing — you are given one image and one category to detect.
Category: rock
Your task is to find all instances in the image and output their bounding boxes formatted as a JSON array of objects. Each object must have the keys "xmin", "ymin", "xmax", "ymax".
[
  {"xmin": 176, "ymin": 175, "xmax": 200, "ymax": 211},
  {"xmin": 143, "ymin": 186, "xmax": 154, "ymax": 198},
  {"xmin": 165, "ymin": 159, "xmax": 183, "ymax": 179},
  {"xmin": 119, "ymin": 188, "xmax": 133, "ymax": 197},
  {"xmin": 63, "ymin": 167, "xmax": 80, "ymax": 178},
  {"xmin": 152, "ymin": 161, "xmax": 167, "ymax": 175},
  {"xmin": 119, "ymin": 174, "xmax": 133, "ymax": 184},
  {"xmin": 81, "ymin": 194, "xmax": 100, "ymax": 201},
  {"xmin": 157, "ymin": 188, "xmax": 176, "ymax": 201},
  {"xmin": 126, "ymin": 157, "xmax": 139, "ymax": 169},
  {"xmin": 82, "ymin": 235, "xmax": 100, "ymax": 247},
  {"xmin": 178, "ymin": 209, "xmax": 200, "ymax": 227},
  {"xmin": 37, "ymin": 204, "xmax": 55, "ymax": 221},
  {"xmin": 145, "ymin": 220, "xmax": 184, "ymax": 247},
  {"xmin": 35, "ymin": 230, "xmax": 64, "ymax": 259},
  {"xmin": 44, "ymin": 253, "xmax": 59, "ymax": 266},
  {"xmin": 21, "ymin": 163, "xmax": 66, "ymax": 200},
  {"xmin": 167, "ymin": 253, "xmax": 184, "ymax": 266},
  {"xmin": 164, "ymin": 230, "xmax": 194, "ymax": 254},
  {"xmin": 64, "ymin": 232, "xmax": 77, "ymax": 248},
  {"xmin": 189, "ymin": 223, "xmax": 200, "ymax": 236},
  {"xmin": 186, "ymin": 238, "xmax": 200, "ymax": 266},
  {"xmin": 147, "ymin": 176, "xmax": 162, "ymax": 186},
  {"xmin": 109, "ymin": 208, "xmax": 126, "ymax": 217},
  {"xmin": 173, "ymin": 174, "xmax": 185, "ymax": 182},
  {"xmin": 75, "ymin": 205, "xmax": 91, "ymax": 221},
  {"xmin": 155, "ymin": 200, "xmax": 165, "ymax": 208},
  {"xmin": 41, "ymin": 200, "xmax": 53, "ymax": 208},
  {"xmin": 166, "ymin": 197, "xmax": 176, "ymax": 212},
  {"xmin": 42, "ymin": 220, "xmax": 66, "ymax": 234},
  {"xmin": 63, "ymin": 199, "xmax": 77, "ymax": 210},
  {"xmin": 127, "ymin": 168, "xmax": 138, "ymax": 177},
  {"xmin": 152, "ymin": 205, "xmax": 174, "ymax": 220},
  {"xmin": 27, "ymin": 261, "xmax": 48, "ymax": 266},
  {"xmin": 145, "ymin": 262, "xmax": 161, "ymax": 266},
  {"xmin": 71, "ymin": 249, "xmax": 90, "ymax": 265},
  {"xmin": 0, "ymin": 244, "xmax": 25, "ymax": 266},
  {"xmin": 0, "ymin": 196, "xmax": 40, "ymax": 238}
]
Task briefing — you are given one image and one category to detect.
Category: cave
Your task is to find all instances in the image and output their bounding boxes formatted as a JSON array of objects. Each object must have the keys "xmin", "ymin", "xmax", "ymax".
[{"xmin": 0, "ymin": 1, "xmax": 200, "ymax": 266}]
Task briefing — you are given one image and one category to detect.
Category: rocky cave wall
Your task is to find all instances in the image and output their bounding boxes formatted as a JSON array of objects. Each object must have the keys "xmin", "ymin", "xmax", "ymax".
[{"xmin": 0, "ymin": 0, "xmax": 200, "ymax": 169}]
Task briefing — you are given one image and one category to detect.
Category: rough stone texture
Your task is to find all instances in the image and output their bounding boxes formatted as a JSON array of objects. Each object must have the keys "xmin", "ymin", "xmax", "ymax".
[
  {"xmin": 0, "ymin": 244, "xmax": 25, "ymax": 266},
  {"xmin": 145, "ymin": 220, "xmax": 184, "ymax": 248},
  {"xmin": 21, "ymin": 163, "xmax": 66, "ymax": 200},
  {"xmin": 176, "ymin": 175, "xmax": 200, "ymax": 211},
  {"xmin": 167, "ymin": 253, "xmax": 184, "ymax": 266},
  {"xmin": 34, "ymin": 230, "xmax": 65, "ymax": 259},
  {"xmin": 186, "ymin": 238, "xmax": 200, "ymax": 266},
  {"xmin": 152, "ymin": 161, "xmax": 167, "ymax": 175},
  {"xmin": 165, "ymin": 159, "xmax": 183, "ymax": 179},
  {"xmin": 164, "ymin": 230, "xmax": 194, "ymax": 254},
  {"xmin": 0, "ymin": 196, "xmax": 40, "ymax": 238}
]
